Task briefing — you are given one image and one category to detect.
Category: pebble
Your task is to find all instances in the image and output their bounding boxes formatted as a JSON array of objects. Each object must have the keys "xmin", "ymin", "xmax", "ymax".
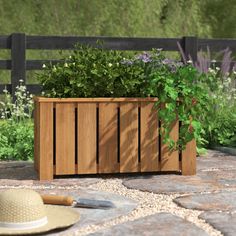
[{"xmin": 72, "ymin": 179, "xmax": 223, "ymax": 236}]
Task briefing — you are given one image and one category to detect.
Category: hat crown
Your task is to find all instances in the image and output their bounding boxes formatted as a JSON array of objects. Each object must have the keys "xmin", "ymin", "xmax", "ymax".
[{"xmin": 0, "ymin": 189, "xmax": 46, "ymax": 223}]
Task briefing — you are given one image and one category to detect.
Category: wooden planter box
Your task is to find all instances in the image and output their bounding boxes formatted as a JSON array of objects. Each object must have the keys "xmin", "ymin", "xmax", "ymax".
[{"xmin": 34, "ymin": 97, "xmax": 196, "ymax": 180}]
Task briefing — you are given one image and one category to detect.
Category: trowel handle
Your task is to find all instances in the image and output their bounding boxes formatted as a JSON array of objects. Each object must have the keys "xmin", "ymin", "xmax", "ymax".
[{"xmin": 41, "ymin": 194, "xmax": 74, "ymax": 206}]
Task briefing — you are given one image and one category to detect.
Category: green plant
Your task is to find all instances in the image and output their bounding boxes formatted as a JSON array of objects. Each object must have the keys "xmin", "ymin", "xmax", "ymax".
[
  {"xmin": 38, "ymin": 43, "xmax": 145, "ymax": 98},
  {"xmin": 38, "ymin": 43, "xmax": 212, "ymax": 151},
  {"xmin": 0, "ymin": 120, "xmax": 34, "ymax": 161},
  {"xmin": 0, "ymin": 81, "xmax": 34, "ymax": 161},
  {"xmin": 199, "ymin": 67, "xmax": 236, "ymax": 148},
  {"xmin": 178, "ymin": 45, "xmax": 236, "ymax": 150},
  {"xmin": 0, "ymin": 80, "xmax": 34, "ymax": 121}
]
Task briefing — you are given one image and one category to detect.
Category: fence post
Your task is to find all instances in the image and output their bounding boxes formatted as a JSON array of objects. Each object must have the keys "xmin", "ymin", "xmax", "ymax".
[
  {"xmin": 11, "ymin": 33, "xmax": 26, "ymax": 99},
  {"xmin": 182, "ymin": 36, "xmax": 198, "ymax": 63}
]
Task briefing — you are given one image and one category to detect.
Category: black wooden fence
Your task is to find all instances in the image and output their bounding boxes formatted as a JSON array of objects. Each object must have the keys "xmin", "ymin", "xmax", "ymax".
[{"xmin": 0, "ymin": 33, "xmax": 236, "ymax": 97}]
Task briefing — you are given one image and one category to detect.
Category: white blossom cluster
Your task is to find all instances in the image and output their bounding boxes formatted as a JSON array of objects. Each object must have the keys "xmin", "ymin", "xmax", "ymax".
[
  {"xmin": 0, "ymin": 80, "xmax": 34, "ymax": 122},
  {"xmin": 207, "ymin": 66, "xmax": 236, "ymax": 101}
]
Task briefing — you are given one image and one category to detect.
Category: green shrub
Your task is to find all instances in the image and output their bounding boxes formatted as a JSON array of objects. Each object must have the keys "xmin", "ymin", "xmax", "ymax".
[
  {"xmin": 199, "ymin": 68, "xmax": 236, "ymax": 148},
  {"xmin": 38, "ymin": 43, "xmax": 212, "ymax": 151},
  {"xmin": 0, "ymin": 120, "xmax": 34, "ymax": 161},
  {"xmin": 0, "ymin": 81, "xmax": 34, "ymax": 161}
]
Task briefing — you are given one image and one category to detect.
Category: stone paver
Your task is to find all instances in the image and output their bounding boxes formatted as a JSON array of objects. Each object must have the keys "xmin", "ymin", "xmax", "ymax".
[
  {"xmin": 122, "ymin": 150, "xmax": 236, "ymax": 194},
  {"xmin": 199, "ymin": 211, "xmax": 236, "ymax": 236},
  {"xmin": 89, "ymin": 212, "xmax": 209, "ymax": 236},
  {"xmin": 1, "ymin": 149, "xmax": 235, "ymax": 235},
  {"xmin": 0, "ymin": 161, "xmax": 101, "ymax": 188},
  {"xmin": 197, "ymin": 149, "xmax": 236, "ymax": 171},
  {"xmin": 174, "ymin": 191, "xmax": 236, "ymax": 212},
  {"xmin": 122, "ymin": 174, "xmax": 224, "ymax": 194}
]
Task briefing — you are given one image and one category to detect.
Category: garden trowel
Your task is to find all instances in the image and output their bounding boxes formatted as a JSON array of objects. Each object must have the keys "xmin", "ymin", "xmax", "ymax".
[{"xmin": 41, "ymin": 194, "xmax": 115, "ymax": 209}]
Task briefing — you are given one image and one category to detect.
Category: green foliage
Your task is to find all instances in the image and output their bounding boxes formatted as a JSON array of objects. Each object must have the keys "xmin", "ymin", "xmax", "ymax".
[
  {"xmin": 0, "ymin": 80, "xmax": 34, "ymax": 122},
  {"xmin": 38, "ymin": 44, "xmax": 212, "ymax": 151},
  {"xmin": 0, "ymin": 82, "xmax": 34, "ymax": 161},
  {"xmin": 38, "ymin": 43, "xmax": 144, "ymax": 98},
  {"xmin": 0, "ymin": 120, "xmax": 34, "ymax": 161},
  {"xmin": 198, "ymin": 68, "xmax": 236, "ymax": 148}
]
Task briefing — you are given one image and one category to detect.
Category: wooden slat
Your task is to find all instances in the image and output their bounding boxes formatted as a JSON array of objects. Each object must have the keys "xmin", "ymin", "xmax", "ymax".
[
  {"xmin": 140, "ymin": 102, "xmax": 159, "ymax": 172},
  {"xmin": 182, "ymin": 139, "xmax": 196, "ymax": 175},
  {"xmin": 160, "ymin": 119, "xmax": 180, "ymax": 171},
  {"xmin": 38, "ymin": 102, "xmax": 54, "ymax": 180},
  {"xmin": 34, "ymin": 97, "xmax": 158, "ymax": 103},
  {"xmin": 0, "ymin": 60, "xmax": 11, "ymax": 69},
  {"xmin": 120, "ymin": 102, "xmax": 139, "ymax": 172},
  {"xmin": 198, "ymin": 38, "xmax": 236, "ymax": 52},
  {"xmin": 0, "ymin": 36, "xmax": 11, "ymax": 49},
  {"xmin": 55, "ymin": 103, "xmax": 75, "ymax": 175},
  {"xmin": 26, "ymin": 35, "xmax": 180, "ymax": 51},
  {"xmin": 26, "ymin": 59, "xmax": 62, "ymax": 70},
  {"xmin": 99, "ymin": 103, "xmax": 119, "ymax": 173},
  {"xmin": 34, "ymin": 100, "xmax": 39, "ymax": 172},
  {"xmin": 11, "ymin": 33, "xmax": 26, "ymax": 96},
  {"xmin": 77, "ymin": 103, "xmax": 97, "ymax": 174},
  {"xmin": 27, "ymin": 84, "xmax": 42, "ymax": 95},
  {"xmin": 0, "ymin": 85, "xmax": 12, "ymax": 94}
]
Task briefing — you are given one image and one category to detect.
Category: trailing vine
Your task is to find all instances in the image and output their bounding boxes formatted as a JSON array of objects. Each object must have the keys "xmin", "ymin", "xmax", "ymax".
[{"xmin": 38, "ymin": 44, "xmax": 212, "ymax": 151}]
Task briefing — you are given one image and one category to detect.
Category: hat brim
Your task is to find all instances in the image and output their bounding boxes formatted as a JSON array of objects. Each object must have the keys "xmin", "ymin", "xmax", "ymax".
[{"xmin": 0, "ymin": 205, "xmax": 80, "ymax": 235}]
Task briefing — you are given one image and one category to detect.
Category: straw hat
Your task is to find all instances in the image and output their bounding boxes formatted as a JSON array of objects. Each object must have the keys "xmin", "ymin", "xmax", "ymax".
[{"xmin": 0, "ymin": 189, "xmax": 80, "ymax": 235}]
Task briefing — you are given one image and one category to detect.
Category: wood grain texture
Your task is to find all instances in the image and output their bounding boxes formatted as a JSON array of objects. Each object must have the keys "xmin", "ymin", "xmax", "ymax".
[
  {"xmin": 35, "ymin": 97, "xmax": 158, "ymax": 103},
  {"xmin": 77, "ymin": 103, "xmax": 97, "ymax": 174},
  {"xmin": 55, "ymin": 103, "xmax": 75, "ymax": 175},
  {"xmin": 160, "ymin": 119, "xmax": 180, "ymax": 171},
  {"xmin": 33, "ymin": 100, "xmax": 39, "ymax": 172},
  {"xmin": 182, "ymin": 139, "xmax": 196, "ymax": 175},
  {"xmin": 120, "ymin": 102, "xmax": 139, "ymax": 173},
  {"xmin": 140, "ymin": 102, "xmax": 159, "ymax": 172},
  {"xmin": 99, "ymin": 103, "xmax": 119, "ymax": 173},
  {"xmin": 38, "ymin": 102, "xmax": 54, "ymax": 180}
]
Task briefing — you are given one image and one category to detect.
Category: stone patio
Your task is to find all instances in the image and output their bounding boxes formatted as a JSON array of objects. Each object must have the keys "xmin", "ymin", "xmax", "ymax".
[{"xmin": 0, "ymin": 149, "xmax": 235, "ymax": 235}]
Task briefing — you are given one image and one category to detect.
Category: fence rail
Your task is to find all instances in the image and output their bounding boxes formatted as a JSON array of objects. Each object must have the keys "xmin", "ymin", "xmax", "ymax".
[{"xmin": 0, "ymin": 33, "xmax": 236, "ymax": 97}]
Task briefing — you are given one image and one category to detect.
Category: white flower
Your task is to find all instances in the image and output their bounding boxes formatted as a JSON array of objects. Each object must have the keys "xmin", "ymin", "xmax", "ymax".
[
  {"xmin": 52, "ymin": 66, "xmax": 57, "ymax": 72},
  {"xmin": 208, "ymin": 68, "xmax": 214, "ymax": 73},
  {"xmin": 19, "ymin": 79, "xmax": 23, "ymax": 83},
  {"xmin": 64, "ymin": 63, "xmax": 68, "ymax": 67},
  {"xmin": 233, "ymin": 71, "xmax": 236, "ymax": 75},
  {"xmin": 93, "ymin": 63, "xmax": 96, "ymax": 67},
  {"xmin": 108, "ymin": 63, "xmax": 112, "ymax": 67},
  {"xmin": 187, "ymin": 60, "xmax": 192, "ymax": 64},
  {"xmin": 216, "ymin": 67, "xmax": 220, "ymax": 71},
  {"xmin": 69, "ymin": 55, "xmax": 72, "ymax": 59},
  {"xmin": 211, "ymin": 59, "xmax": 216, "ymax": 63},
  {"xmin": 116, "ymin": 63, "xmax": 119, "ymax": 66},
  {"xmin": 42, "ymin": 64, "xmax": 46, "ymax": 68}
]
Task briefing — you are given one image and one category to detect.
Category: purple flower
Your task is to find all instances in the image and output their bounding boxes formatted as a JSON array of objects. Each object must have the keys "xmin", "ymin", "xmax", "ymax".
[{"xmin": 136, "ymin": 52, "xmax": 152, "ymax": 63}]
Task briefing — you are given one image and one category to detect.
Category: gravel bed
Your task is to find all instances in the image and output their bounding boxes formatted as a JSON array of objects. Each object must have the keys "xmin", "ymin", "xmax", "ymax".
[{"xmin": 72, "ymin": 179, "xmax": 223, "ymax": 236}]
